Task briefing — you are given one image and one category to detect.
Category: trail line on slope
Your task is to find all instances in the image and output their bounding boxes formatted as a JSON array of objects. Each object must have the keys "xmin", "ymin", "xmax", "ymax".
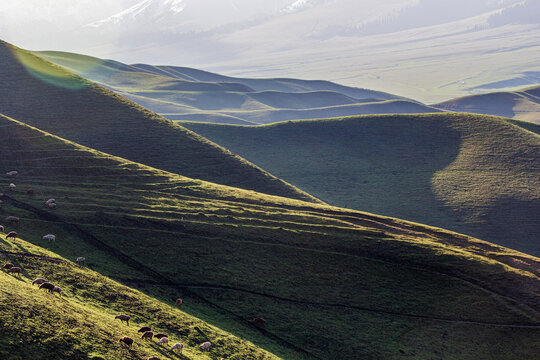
[{"xmin": 1, "ymin": 193, "xmax": 324, "ymax": 360}]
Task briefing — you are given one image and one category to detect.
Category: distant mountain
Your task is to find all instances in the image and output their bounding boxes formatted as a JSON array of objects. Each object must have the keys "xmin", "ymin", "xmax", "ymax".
[
  {"xmin": 181, "ymin": 113, "xmax": 540, "ymax": 256},
  {"xmin": 435, "ymin": 85, "xmax": 540, "ymax": 123},
  {"xmin": 36, "ymin": 50, "xmax": 438, "ymax": 125},
  {"xmin": 0, "ymin": 40, "xmax": 317, "ymax": 202}
]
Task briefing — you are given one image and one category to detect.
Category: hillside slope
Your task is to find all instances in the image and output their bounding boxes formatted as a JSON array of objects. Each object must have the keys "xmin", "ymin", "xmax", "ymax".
[
  {"xmin": 434, "ymin": 86, "xmax": 540, "ymax": 124},
  {"xmin": 0, "ymin": 237, "xmax": 280, "ymax": 360},
  {"xmin": 34, "ymin": 51, "xmax": 440, "ymax": 125},
  {"xmin": 1, "ymin": 113, "xmax": 539, "ymax": 359},
  {"xmin": 180, "ymin": 113, "xmax": 540, "ymax": 256},
  {"xmin": 0, "ymin": 40, "xmax": 317, "ymax": 203}
]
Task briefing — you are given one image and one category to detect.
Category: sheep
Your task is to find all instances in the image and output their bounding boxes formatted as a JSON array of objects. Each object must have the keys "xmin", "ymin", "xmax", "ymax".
[
  {"xmin": 0, "ymin": 225, "xmax": 4, "ymax": 232},
  {"xmin": 6, "ymin": 231, "xmax": 17, "ymax": 240},
  {"xmin": 157, "ymin": 337, "xmax": 169, "ymax": 346},
  {"xmin": 154, "ymin": 333, "xmax": 168, "ymax": 340},
  {"xmin": 42, "ymin": 234, "xmax": 56, "ymax": 243},
  {"xmin": 45, "ymin": 199, "xmax": 56, "ymax": 209},
  {"xmin": 199, "ymin": 341, "xmax": 211, "ymax": 351},
  {"xmin": 251, "ymin": 317, "xmax": 267, "ymax": 327},
  {"xmin": 175, "ymin": 298, "xmax": 183, "ymax": 306},
  {"xmin": 52, "ymin": 286, "xmax": 62, "ymax": 296},
  {"xmin": 39, "ymin": 282, "xmax": 56, "ymax": 292},
  {"xmin": 26, "ymin": 188, "xmax": 34, "ymax": 196},
  {"xmin": 141, "ymin": 331, "xmax": 153, "ymax": 341},
  {"xmin": 8, "ymin": 183, "xmax": 15, "ymax": 190},
  {"xmin": 5, "ymin": 171, "xmax": 18, "ymax": 177},
  {"xmin": 115, "ymin": 314, "xmax": 130, "ymax": 326},
  {"xmin": 76, "ymin": 257, "xmax": 86, "ymax": 265},
  {"xmin": 5, "ymin": 216, "xmax": 19, "ymax": 224},
  {"xmin": 7, "ymin": 267, "xmax": 21, "ymax": 276},
  {"xmin": 2, "ymin": 263, "xmax": 14, "ymax": 270},
  {"xmin": 138, "ymin": 326, "xmax": 151, "ymax": 333},
  {"xmin": 147, "ymin": 357, "xmax": 160, "ymax": 360},
  {"xmin": 171, "ymin": 343, "xmax": 183, "ymax": 353},
  {"xmin": 32, "ymin": 278, "xmax": 47, "ymax": 286},
  {"xmin": 119, "ymin": 336, "xmax": 134, "ymax": 349}
]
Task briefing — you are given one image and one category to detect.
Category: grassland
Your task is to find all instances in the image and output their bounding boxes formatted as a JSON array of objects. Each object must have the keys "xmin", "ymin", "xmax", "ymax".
[
  {"xmin": 435, "ymin": 85, "xmax": 540, "ymax": 124},
  {"xmin": 34, "ymin": 50, "xmax": 439, "ymax": 125},
  {"xmin": 0, "ymin": 40, "xmax": 316, "ymax": 203},
  {"xmin": 0, "ymin": 235, "xmax": 282, "ymax": 360},
  {"xmin": 180, "ymin": 113, "xmax": 540, "ymax": 256},
  {"xmin": 1, "ymin": 113, "xmax": 539, "ymax": 359}
]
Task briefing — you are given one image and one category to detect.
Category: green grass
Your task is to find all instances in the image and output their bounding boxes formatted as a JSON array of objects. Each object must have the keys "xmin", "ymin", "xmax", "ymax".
[
  {"xmin": 0, "ymin": 40, "xmax": 317, "ymax": 203},
  {"xmin": 434, "ymin": 85, "xmax": 540, "ymax": 124},
  {"xmin": 1, "ymin": 113, "xmax": 539, "ymax": 359},
  {"xmin": 0, "ymin": 237, "xmax": 280, "ymax": 360},
  {"xmin": 180, "ymin": 113, "xmax": 540, "ymax": 256}
]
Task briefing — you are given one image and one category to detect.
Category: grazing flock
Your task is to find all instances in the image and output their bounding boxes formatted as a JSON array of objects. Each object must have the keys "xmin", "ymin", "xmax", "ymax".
[{"xmin": 1, "ymin": 170, "xmax": 231, "ymax": 359}]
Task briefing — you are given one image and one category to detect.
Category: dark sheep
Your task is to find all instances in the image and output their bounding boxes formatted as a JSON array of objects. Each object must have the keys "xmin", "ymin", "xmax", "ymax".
[
  {"xmin": 154, "ymin": 333, "xmax": 168, "ymax": 340},
  {"xmin": 7, "ymin": 267, "xmax": 21, "ymax": 276},
  {"xmin": 39, "ymin": 282, "xmax": 56, "ymax": 292},
  {"xmin": 251, "ymin": 317, "xmax": 267, "ymax": 327},
  {"xmin": 2, "ymin": 263, "xmax": 14, "ymax": 270},
  {"xmin": 6, "ymin": 231, "xmax": 17, "ymax": 240},
  {"xmin": 5, "ymin": 217, "xmax": 19, "ymax": 225},
  {"xmin": 32, "ymin": 278, "xmax": 47, "ymax": 286},
  {"xmin": 138, "ymin": 326, "xmax": 151, "ymax": 333},
  {"xmin": 26, "ymin": 189, "xmax": 34, "ymax": 196},
  {"xmin": 119, "ymin": 336, "xmax": 134, "ymax": 349},
  {"xmin": 141, "ymin": 331, "xmax": 153, "ymax": 341},
  {"xmin": 175, "ymin": 298, "xmax": 183, "ymax": 306},
  {"xmin": 115, "ymin": 314, "xmax": 130, "ymax": 325},
  {"xmin": 147, "ymin": 357, "xmax": 160, "ymax": 360}
]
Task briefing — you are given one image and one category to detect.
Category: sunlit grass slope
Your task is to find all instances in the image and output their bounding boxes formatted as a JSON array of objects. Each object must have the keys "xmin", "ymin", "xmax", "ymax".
[
  {"xmin": 34, "ymin": 50, "xmax": 438, "ymax": 125},
  {"xmin": 435, "ymin": 85, "xmax": 540, "ymax": 124},
  {"xmin": 1, "ymin": 114, "xmax": 540, "ymax": 359},
  {"xmin": 180, "ymin": 113, "xmax": 540, "ymax": 256},
  {"xmin": 0, "ymin": 40, "xmax": 316, "ymax": 203},
  {"xmin": 0, "ymin": 237, "xmax": 280, "ymax": 360}
]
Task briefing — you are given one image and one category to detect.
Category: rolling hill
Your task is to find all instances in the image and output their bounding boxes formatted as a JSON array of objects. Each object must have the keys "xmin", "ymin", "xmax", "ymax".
[
  {"xmin": 34, "ymin": 50, "xmax": 440, "ymax": 125},
  {"xmin": 180, "ymin": 113, "xmax": 540, "ymax": 256},
  {"xmin": 434, "ymin": 85, "xmax": 540, "ymax": 124},
  {"xmin": 1, "ymin": 113, "xmax": 540, "ymax": 359},
  {"xmin": 0, "ymin": 40, "xmax": 316, "ymax": 203},
  {"xmin": 0, "ymin": 236, "xmax": 280, "ymax": 360}
]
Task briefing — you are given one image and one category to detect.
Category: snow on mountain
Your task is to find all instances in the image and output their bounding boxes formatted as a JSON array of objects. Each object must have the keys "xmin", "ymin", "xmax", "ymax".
[{"xmin": 88, "ymin": 0, "xmax": 186, "ymax": 27}]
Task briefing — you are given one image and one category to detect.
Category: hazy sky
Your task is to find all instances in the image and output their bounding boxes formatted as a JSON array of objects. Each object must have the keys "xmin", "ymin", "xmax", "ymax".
[{"xmin": 1, "ymin": 0, "xmax": 538, "ymax": 102}]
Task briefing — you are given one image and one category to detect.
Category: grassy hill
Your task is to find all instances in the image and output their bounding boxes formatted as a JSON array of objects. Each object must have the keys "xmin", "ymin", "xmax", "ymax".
[
  {"xmin": 1, "ymin": 113, "xmax": 540, "ymax": 359},
  {"xmin": 0, "ymin": 40, "xmax": 316, "ymax": 203},
  {"xmin": 34, "ymin": 50, "xmax": 440, "ymax": 125},
  {"xmin": 0, "ymin": 237, "xmax": 280, "ymax": 360},
  {"xmin": 180, "ymin": 113, "xmax": 540, "ymax": 256},
  {"xmin": 434, "ymin": 86, "xmax": 540, "ymax": 124}
]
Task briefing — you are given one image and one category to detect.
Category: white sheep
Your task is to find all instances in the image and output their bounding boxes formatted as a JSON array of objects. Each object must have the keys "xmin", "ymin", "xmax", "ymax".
[
  {"xmin": 52, "ymin": 286, "xmax": 62, "ymax": 295},
  {"xmin": 5, "ymin": 171, "xmax": 18, "ymax": 177},
  {"xmin": 157, "ymin": 337, "xmax": 169, "ymax": 346},
  {"xmin": 76, "ymin": 257, "xmax": 86, "ymax": 265},
  {"xmin": 171, "ymin": 343, "xmax": 183, "ymax": 353},
  {"xmin": 199, "ymin": 341, "xmax": 211, "ymax": 351},
  {"xmin": 45, "ymin": 199, "xmax": 56, "ymax": 208},
  {"xmin": 0, "ymin": 225, "xmax": 3, "ymax": 232},
  {"xmin": 8, "ymin": 183, "xmax": 15, "ymax": 190},
  {"xmin": 43, "ymin": 234, "xmax": 56, "ymax": 243}
]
